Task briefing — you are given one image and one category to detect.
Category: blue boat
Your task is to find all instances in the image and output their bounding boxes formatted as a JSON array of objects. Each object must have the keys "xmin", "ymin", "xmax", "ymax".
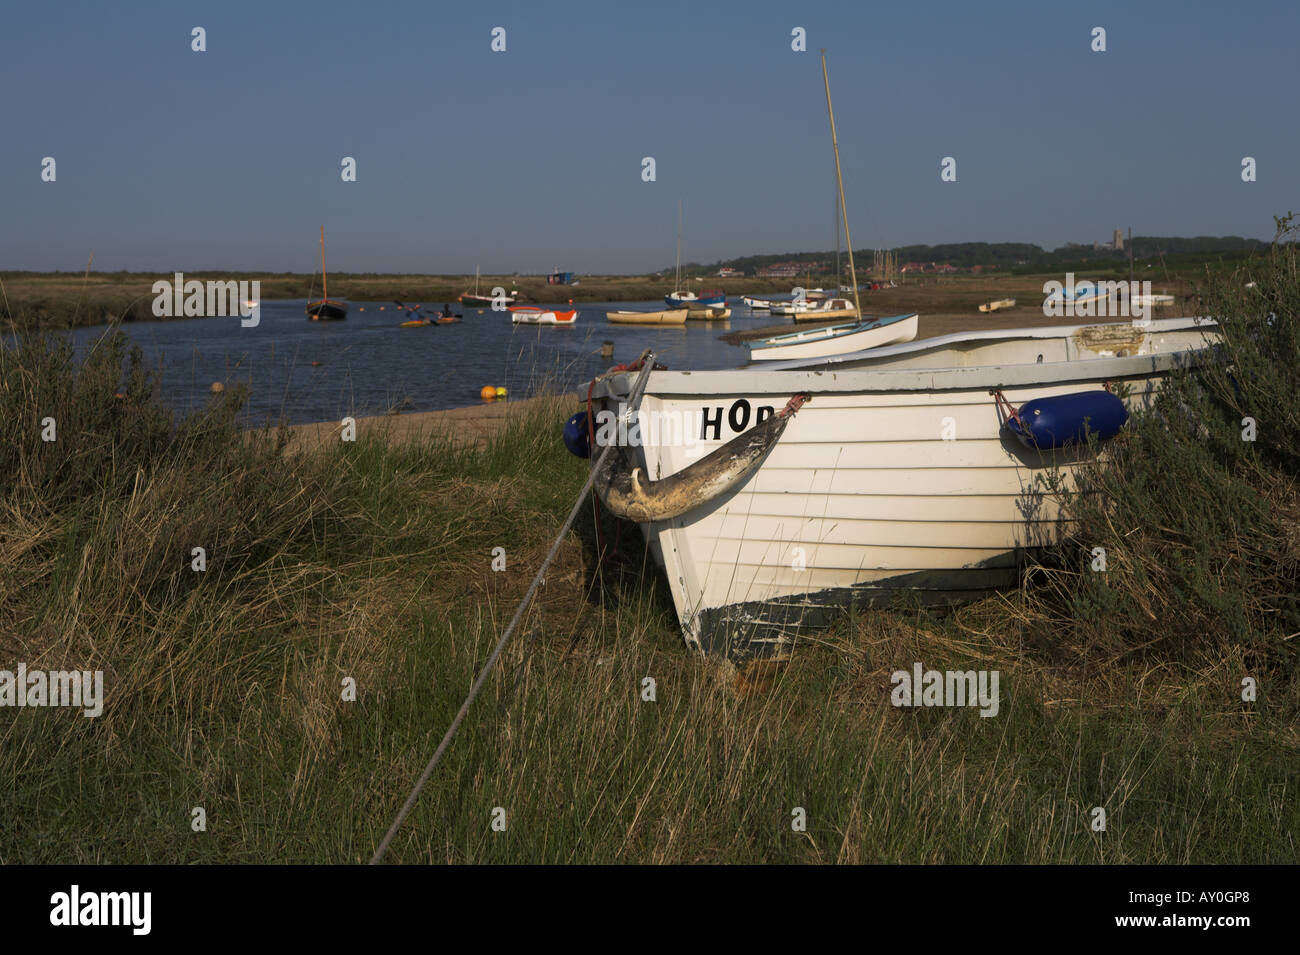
[{"xmin": 666, "ymin": 289, "xmax": 725, "ymax": 309}]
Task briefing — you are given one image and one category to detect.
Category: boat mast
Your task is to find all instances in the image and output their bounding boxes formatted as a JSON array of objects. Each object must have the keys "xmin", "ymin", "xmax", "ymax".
[
  {"xmin": 821, "ymin": 51, "xmax": 861, "ymax": 320},
  {"xmin": 675, "ymin": 199, "xmax": 683, "ymax": 291},
  {"xmin": 320, "ymin": 225, "xmax": 328, "ymax": 301},
  {"xmin": 834, "ymin": 178, "xmax": 841, "ymax": 289}
]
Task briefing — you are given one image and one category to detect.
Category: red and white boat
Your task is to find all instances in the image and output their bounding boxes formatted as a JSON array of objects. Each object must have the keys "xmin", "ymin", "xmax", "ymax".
[{"xmin": 510, "ymin": 306, "xmax": 578, "ymax": 325}]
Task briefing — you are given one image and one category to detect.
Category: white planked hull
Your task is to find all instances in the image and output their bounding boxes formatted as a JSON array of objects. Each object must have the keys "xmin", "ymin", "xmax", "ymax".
[{"xmin": 591, "ymin": 317, "xmax": 1218, "ymax": 657}]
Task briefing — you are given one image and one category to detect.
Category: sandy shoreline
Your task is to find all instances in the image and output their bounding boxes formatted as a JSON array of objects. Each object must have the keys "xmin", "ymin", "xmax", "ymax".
[{"xmin": 283, "ymin": 392, "xmax": 581, "ymax": 451}]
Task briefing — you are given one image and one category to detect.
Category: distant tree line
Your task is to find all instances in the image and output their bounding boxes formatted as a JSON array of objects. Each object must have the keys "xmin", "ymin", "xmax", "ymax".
[{"xmin": 694, "ymin": 237, "xmax": 1271, "ymax": 276}]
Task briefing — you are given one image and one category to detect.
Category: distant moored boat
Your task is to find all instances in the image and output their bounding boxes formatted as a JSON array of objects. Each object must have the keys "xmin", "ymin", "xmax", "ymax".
[
  {"xmin": 510, "ymin": 306, "xmax": 577, "ymax": 325},
  {"xmin": 459, "ymin": 265, "xmax": 517, "ymax": 309},
  {"xmin": 305, "ymin": 225, "xmax": 348, "ymax": 321},
  {"xmin": 606, "ymin": 308, "xmax": 689, "ymax": 326}
]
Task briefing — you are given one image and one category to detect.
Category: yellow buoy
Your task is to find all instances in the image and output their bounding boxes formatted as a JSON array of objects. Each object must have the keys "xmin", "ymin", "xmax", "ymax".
[
  {"xmin": 495, "ymin": 387, "xmax": 507, "ymax": 398},
  {"xmin": 480, "ymin": 385, "xmax": 497, "ymax": 401}
]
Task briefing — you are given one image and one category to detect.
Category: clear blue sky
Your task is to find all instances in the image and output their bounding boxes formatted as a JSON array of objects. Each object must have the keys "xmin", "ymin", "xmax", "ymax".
[{"xmin": 3, "ymin": 0, "xmax": 1296, "ymax": 274}]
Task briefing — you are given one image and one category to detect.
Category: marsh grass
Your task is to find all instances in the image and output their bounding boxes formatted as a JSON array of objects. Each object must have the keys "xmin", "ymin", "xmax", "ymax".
[{"xmin": 2, "ymin": 249, "xmax": 1298, "ymax": 863}]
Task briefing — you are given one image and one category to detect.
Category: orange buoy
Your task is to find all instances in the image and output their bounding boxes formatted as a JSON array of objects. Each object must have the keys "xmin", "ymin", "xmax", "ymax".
[
  {"xmin": 311, "ymin": 361, "xmax": 323, "ymax": 367},
  {"xmin": 480, "ymin": 385, "xmax": 497, "ymax": 401}
]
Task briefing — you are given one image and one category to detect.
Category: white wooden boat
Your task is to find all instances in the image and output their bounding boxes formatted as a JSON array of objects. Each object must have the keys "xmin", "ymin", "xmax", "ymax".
[
  {"xmin": 686, "ymin": 305, "xmax": 732, "ymax": 320},
  {"xmin": 742, "ymin": 297, "xmax": 773, "ymax": 310},
  {"xmin": 748, "ymin": 313, "xmax": 918, "ymax": 361},
  {"xmin": 769, "ymin": 300, "xmax": 818, "ymax": 317},
  {"xmin": 979, "ymin": 298, "xmax": 1016, "ymax": 313},
  {"xmin": 510, "ymin": 306, "xmax": 578, "ymax": 325},
  {"xmin": 792, "ymin": 297, "xmax": 860, "ymax": 322},
  {"xmin": 584, "ymin": 316, "xmax": 1218, "ymax": 657},
  {"xmin": 606, "ymin": 308, "xmax": 689, "ymax": 326}
]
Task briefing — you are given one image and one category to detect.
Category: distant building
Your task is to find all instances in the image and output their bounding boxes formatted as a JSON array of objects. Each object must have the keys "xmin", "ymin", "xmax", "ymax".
[
  {"xmin": 1113, "ymin": 229, "xmax": 1124, "ymax": 251},
  {"xmin": 717, "ymin": 267, "xmax": 741, "ymax": 277}
]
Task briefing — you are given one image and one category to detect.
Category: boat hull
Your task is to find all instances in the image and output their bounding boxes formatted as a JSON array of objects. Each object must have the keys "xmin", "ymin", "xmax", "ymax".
[
  {"xmin": 792, "ymin": 307, "xmax": 859, "ymax": 322},
  {"xmin": 606, "ymin": 308, "xmax": 689, "ymax": 326},
  {"xmin": 686, "ymin": 306, "xmax": 731, "ymax": 320},
  {"xmin": 667, "ymin": 293, "xmax": 724, "ymax": 309},
  {"xmin": 748, "ymin": 313, "xmax": 918, "ymax": 360},
  {"xmin": 590, "ymin": 317, "xmax": 1218, "ymax": 658},
  {"xmin": 460, "ymin": 293, "xmax": 516, "ymax": 308},
  {"xmin": 510, "ymin": 307, "xmax": 578, "ymax": 325},
  {"xmin": 306, "ymin": 300, "xmax": 348, "ymax": 320}
]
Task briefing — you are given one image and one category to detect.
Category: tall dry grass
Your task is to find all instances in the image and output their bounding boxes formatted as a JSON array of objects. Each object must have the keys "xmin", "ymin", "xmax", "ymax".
[{"xmin": 2, "ymin": 244, "xmax": 1297, "ymax": 862}]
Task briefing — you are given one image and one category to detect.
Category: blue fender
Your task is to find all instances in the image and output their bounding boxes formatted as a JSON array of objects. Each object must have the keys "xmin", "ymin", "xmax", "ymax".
[
  {"xmin": 1008, "ymin": 390, "xmax": 1128, "ymax": 449},
  {"xmin": 563, "ymin": 410, "xmax": 592, "ymax": 458}
]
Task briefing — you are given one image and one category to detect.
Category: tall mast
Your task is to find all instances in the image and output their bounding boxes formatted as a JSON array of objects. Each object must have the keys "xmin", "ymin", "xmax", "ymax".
[
  {"xmin": 834, "ymin": 176, "xmax": 841, "ymax": 288},
  {"xmin": 675, "ymin": 199, "xmax": 683, "ymax": 290},
  {"xmin": 821, "ymin": 51, "xmax": 861, "ymax": 320},
  {"xmin": 320, "ymin": 225, "xmax": 327, "ymax": 301}
]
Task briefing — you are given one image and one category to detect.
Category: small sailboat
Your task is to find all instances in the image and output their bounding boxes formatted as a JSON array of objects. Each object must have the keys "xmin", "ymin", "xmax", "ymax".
[
  {"xmin": 747, "ymin": 313, "xmax": 918, "ymax": 361},
  {"xmin": 664, "ymin": 201, "xmax": 725, "ymax": 310},
  {"xmin": 305, "ymin": 226, "xmax": 348, "ymax": 320},
  {"xmin": 606, "ymin": 308, "xmax": 689, "ymax": 326},
  {"xmin": 510, "ymin": 306, "xmax": 578, "ymax": 325},
  {"xmin": 979, "ymin": 298, "xmax": 1016, "ymax": 313},
  {"xmin": 459, "ymin": 266, "xmax": 517, "ymax": 309}
]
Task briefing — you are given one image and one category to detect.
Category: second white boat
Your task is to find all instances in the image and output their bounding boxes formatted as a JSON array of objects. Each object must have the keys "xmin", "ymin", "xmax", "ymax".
[{"xmin": 748, "ymin": 313, "xmax": 918, "ymax": 361}]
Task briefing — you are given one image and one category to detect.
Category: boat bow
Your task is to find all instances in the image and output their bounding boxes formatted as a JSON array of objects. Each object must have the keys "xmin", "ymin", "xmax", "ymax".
[{"xmin": 594, "ymin": 394, "xmax": 809, "ymax": 522}]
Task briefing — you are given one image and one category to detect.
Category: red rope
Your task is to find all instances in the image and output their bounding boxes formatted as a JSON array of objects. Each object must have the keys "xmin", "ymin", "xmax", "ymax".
[
  {"xmin": 780, "ymin": 393, "xmax": 811, "ymax": 417},
  {"xmin": 989, "ymin": 389, "xmax": 1021, "ymax": 428}
]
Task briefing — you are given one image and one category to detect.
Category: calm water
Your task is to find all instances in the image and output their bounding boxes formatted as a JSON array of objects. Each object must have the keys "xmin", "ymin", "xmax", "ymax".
[{"xmin": 62, "ymin": 300, "xmax": 782, "ymax": 426}]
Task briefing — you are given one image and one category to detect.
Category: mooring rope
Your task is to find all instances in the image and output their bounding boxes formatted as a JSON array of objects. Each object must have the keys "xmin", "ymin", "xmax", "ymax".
[{"xmin": 368, "ymin": 351, "xmax": 659, "ymax": 865}]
